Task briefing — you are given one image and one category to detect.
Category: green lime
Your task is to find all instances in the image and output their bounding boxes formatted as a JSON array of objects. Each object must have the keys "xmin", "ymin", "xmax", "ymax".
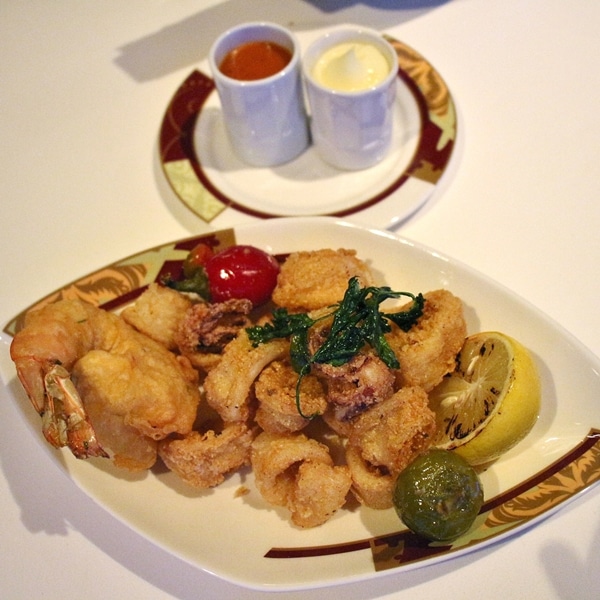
[{"xmin": 392, "ymin": 449, "xmax": 483, "ymax": 541}]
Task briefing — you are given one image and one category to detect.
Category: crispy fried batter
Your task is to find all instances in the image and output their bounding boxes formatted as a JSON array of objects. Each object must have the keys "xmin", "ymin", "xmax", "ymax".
[
  {"xmin": 10, "ymin": 244, "xmax": 477, "ymax": 527},
  {"xmin": 386, "ymin": 289, "xmax": 467, "ymax": 392},
  {"xmin": 84, "ymin": 404, "xmax": 158, "ymax": 471},
  {"xmin": 251, "ymin": 431, "xmax": 333, "ymax": 506},
  {"xmin": 321, "ymin": 406, "xmax": 354, "ymax": 438},
  {"xmin": 272, "ymin": 249, "xmax": 374, "ymax": 311},
  {"xmin": 251, "ymin": 431, "xmax": 351, "ymax": 527},
  {"xmin": 345, "ymin": 445, "xmax": 395, "ymax": 509},
  {"xmin": 347, "ymin": 386, "xmax": 436, "ymax": 474},
  {"xmin": 254, "ymin": 360, "xmax": 327, "ymax": 433},
  {"xmin": 72, "ymin": 341, "xmax": 201, "ymax": 443},
  {"xmin": 291, "ymin": 460, "xmax": 352, "ymax": 528},
  {"xmin": 11, "ymin": 298, "xmax": 201, "ymax": 464},
  {"xmin": 121, "ymin": 283, "xmax": 192, "ymax": 350},
  {"xmin": 203, "ymin": 331, "xmax": 289, "ymax": 423},
  {"xmin": 176, "ymin": 298, "xmax": 253, "ymax": 373},
  {"xmin": 158, "ymin": 423, "xmax": 255, "ymax": 488}
]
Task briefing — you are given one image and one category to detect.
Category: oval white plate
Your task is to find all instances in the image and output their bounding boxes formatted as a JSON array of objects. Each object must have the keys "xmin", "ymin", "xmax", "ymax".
[
  {"xmin": 159, "ymin": 27, "xmax": 458, "ymax": 230},
  {"xmin": 4, "ymin": 217, "xmax": 600, "ymax": 591}
]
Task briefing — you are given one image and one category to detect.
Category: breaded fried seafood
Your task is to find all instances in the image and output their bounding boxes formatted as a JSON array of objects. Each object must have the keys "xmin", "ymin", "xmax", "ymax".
[
  {"xmin": 159, "ymin": 423, "xmax": 255, "ymax": 488},
  {"xmin": 254, "ymin": 360, "xmax": 328, "ymax": 433},
  {"xmin": 345, "ymin": 445, "xmax": 395, "ymax": 509},
  {"xmin": 347, "ymin": 386, "xmax": 436, "ymax": 475},
  {"xmin": 10, "ymin": 299, "xmax": 200, "ymax": 464},
  {"xmin": 121, "ymin": 282, "xmax": 192, "ymax": 351},
  {"xmin": 9, "ymin": 243, "xmax": 484, "ymax": 530},
  {"xmin": 251, "ymin": 431, "xmax": 351, "ymax": 527},
  {"xmin": 176, "ymin": 298, "xmax": 252, "ymax": 373},
  {"xmin": 203, "ymin": 330, "xmax": 288, "ymax": 423},
  {"xmin": 386, "ymin": 289, "xmax": 466, "ymax": 392},
  {"xmin": 272, "ymin": 248, "xmax": 374, "ymax": 311},
  {"xmin": 314, "ymin": 353, "xmax": 395, "ymax": 421}
]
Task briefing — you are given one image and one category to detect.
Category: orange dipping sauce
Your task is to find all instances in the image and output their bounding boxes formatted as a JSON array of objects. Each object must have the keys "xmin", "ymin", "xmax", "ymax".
[{"xmin": 219, "ymin": 41, "xmax": 292, "ymax": 81}]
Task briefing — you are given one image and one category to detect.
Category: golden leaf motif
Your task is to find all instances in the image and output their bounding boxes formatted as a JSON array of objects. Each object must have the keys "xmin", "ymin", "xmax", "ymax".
[
  {"xmin": 389, "ymin": 39, "xmax": 450, "ymax": 118},
  {"xmin": 6, "ymin": 264, "xmax": 147, "ymax": 335},
  {"xmin": 4, "ymin": 231, "xmax": 239, "ymax": 337},
  {"xmin": 409, "ymin": 160, "xmax": 440, "ymax": 185},
  {"xmin": 485, "ymin": 442, "xmax": 600, "ymax": 527}
]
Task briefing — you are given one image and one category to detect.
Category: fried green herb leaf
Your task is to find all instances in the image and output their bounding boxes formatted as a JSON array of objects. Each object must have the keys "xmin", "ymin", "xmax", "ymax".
[
  {"xmin": 247, "ymin": 308, "xmax": 314, "ymax": 344},
  {"xmin": 246, "ymin": 277, "xmax": 425, "ymax": 418}
]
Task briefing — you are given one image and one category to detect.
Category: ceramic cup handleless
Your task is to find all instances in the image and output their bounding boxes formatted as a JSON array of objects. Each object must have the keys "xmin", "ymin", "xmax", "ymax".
[
  {"xmin": 208, "ymin": 22, "xmax": 310, "ymax": 167},
  {"xmin": 302, "ymin": 26, "xmax": 398, "ymax": 171}
]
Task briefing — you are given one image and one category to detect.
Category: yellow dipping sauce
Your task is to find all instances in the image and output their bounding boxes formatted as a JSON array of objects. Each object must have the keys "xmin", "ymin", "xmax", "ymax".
[{"xmin": 312, "ymin": 41, "xmax": 390, "ymax": 92}]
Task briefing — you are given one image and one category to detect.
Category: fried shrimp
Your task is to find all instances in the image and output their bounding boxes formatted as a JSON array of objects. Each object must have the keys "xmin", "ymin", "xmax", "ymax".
[
  {"xmin": 254, "ymin": 360, "xmax": 328, "ymax": 433},
  {"xmin": 347, "ymin": 386, "xmax": 436, "ymax": 475},
  {"xmin": 203, "ymin": 330, "xmax": 289, "ymax": 423},
  {"xmin": 176, "ymin": 298, "xmax": 253, "ymax": 373},
  {"xmin": 121, "ymin": 282, "xmax": 192, "ymax": 351},
  {"xmin": 272, "ymin": 249, "xmax": 374, "ymax": 311},
  {"xmin": 80, "ymin": 397, "xmax": 158, "ymax": 471},
  {"xmin": 158, "ymin": 423, "xmax": 255, "ymax": 489},
  {"xmin": 10, "ymin": 299, "xmax": 201, "ymax": 461},
  {"xmin": 251, "ymin": 431, "xmax": 351, "ymax": 527},
  {"xmin": 386, "ymin": 289, "xmax": 467, "ymax": 392}
]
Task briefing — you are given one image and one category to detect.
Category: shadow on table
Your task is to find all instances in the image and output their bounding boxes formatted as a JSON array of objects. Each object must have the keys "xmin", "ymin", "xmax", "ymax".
[
  {"xmin": 539, "ymin": 497, "xmax": 600, "ymax": 600},
  {"xmin": 115, "ymin": 0, "xmax": 451, "ymax": 82}
]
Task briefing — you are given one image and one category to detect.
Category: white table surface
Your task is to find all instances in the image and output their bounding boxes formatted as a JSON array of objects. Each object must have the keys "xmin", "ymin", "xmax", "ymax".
[{"xmin": 2, "ymin": 1, "xmax": 599, "ymax": 598}]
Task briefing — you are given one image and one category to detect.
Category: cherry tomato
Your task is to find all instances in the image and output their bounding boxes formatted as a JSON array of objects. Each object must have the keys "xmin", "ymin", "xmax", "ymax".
[
  {"xmin": 204, "ymin": 245, "xmax": 279, "ymax": 306},
  {"xmin": 182, "ymin": 242, "xmax": 215, "ymax": 279}
]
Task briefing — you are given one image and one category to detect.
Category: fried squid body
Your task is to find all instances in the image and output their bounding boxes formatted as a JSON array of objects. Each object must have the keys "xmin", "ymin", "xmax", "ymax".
[
  {"xmin": 203, "ymin": 331, "xmax": 289, "ymax": 423},
  {"xmin": 272, "ymin": 248, "xmax": 374, "ymax": 311}
]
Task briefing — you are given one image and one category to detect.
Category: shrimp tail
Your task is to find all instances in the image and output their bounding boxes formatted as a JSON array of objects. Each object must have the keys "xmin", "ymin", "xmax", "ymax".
[
  {"xmin": 41, "ymin": 365, "xmax": 108, "ymax": 459},
  {"xmin": 13, "ymin": 357, "xmax": 47, "ymax": 414}
]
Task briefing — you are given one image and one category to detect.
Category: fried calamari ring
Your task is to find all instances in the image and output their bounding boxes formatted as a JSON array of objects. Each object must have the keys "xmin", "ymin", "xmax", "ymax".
[
  {"xmin": 203, "ymin": 330, "xmax": 288, "ymax": 423},
  {"xmin": 292, "ymin": 460, "xmax": 352, "ymax": 528},
  {"xmin": 251, "ymin": 431, "xmax": 351, "ymax": 527},
  {"xmin": 254, "ymin": 360, "xmax": 327, "ymax": 434}
]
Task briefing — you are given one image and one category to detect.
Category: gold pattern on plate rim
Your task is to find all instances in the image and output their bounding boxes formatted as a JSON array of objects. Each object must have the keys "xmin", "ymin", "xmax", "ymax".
[{"xmin": 3, "ymin": 229, "xmax": 236, "ymax": 337}]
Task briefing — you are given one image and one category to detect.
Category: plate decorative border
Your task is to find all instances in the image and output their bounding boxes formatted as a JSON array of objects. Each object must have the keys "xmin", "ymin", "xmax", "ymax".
[
  {"xmin": 3, "ymin": 230, "xmax": 236, "ymax": 336},
  {"xmin": 4, "ymin": 228, "xmax": 600, "ymax": 579},
  {"xmin": 158, "ymin": 36, "xmax": 457, "ymax": 223}
]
